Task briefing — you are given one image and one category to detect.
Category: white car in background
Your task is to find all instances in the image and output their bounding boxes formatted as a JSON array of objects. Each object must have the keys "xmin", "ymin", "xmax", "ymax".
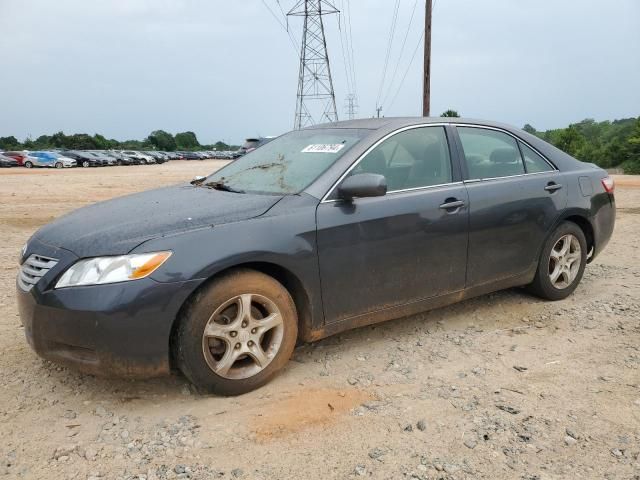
[
  {"xmin": 122, "ymin": 150, "xmax": 155, "ymax": 164},
  {"xmin": 24, "ymin": 152, "xmax": 76, "ymax": 168}
]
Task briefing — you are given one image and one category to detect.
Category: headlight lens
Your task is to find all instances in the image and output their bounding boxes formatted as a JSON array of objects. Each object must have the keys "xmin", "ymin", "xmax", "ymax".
[{"xmin": 55, "ymin": 251, "xmax": 172, "ymax": 288}]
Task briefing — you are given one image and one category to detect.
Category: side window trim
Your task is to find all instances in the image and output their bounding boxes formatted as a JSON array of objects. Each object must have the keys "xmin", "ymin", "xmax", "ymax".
[
  {"xmin": 321, "ymin": 124, "xmax": 457, "ymax": 202},
  {"xmin": 516, "ymin": 140, "xmax": 529, "ymax": 174},
  {"xmin": 451, "ymin": 125, "xmax": 558, "ymax": 182}
]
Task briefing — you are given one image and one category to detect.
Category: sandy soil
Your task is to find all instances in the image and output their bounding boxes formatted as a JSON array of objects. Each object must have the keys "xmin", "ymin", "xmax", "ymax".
[{"xmin": 0, "ymin": 164, "xmax": 638, "ymax": 480}]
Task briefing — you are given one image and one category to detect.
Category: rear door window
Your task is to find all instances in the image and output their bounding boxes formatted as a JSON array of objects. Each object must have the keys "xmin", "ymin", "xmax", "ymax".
[{"xmin": 457, "ymin": 127, "xmax": 525, "ymax": 180}]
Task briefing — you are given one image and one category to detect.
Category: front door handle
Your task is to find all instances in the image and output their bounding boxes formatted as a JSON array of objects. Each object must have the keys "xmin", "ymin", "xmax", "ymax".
[
  {"xmin": 439, "ymin": 199, "xmax": 465, "ymax": 210},
  {"xmin": 544, "ymin": 183, "xmax": 563, "ymax": 192}
]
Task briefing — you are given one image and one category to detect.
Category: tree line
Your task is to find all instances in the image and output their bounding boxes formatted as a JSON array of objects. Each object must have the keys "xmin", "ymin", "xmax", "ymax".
[
  {"xmin": 524, "ymin": 116, "xmax": 640, "ymax": 174},
  {"xmin": 0, "ymin": 130, "xmax": 239, "ymax": 152},
  {"xmin": 1, "ymin": 116, "xmax": 639, "ymax": 173}
]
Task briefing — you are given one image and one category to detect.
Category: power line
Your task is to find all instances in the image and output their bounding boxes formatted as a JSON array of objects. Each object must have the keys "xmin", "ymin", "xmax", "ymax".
[
  {"xmin": 276, "ymin": 0, "xmax": 288, "ymax": 18},
  {"xmin": 344, "ymin": 0, "xmax": 358, "ymax": 96},
  {"xmin": 375, "ymin": 0, "xmax": 401, "ymax": 112},
  {"xmin": 380, "ymin": 0, "xmax": 419, "ymax": 108},
  {"xmin": 337, "ymin": 5, "xmax": 353, "ymax": 95},
  {"xmin": 261, "ymin": 0, "xmax": 300, "ymax": 55},
  {"xmin": 387, "ymin": 29, "xmax": 424, "ymax": 112}
]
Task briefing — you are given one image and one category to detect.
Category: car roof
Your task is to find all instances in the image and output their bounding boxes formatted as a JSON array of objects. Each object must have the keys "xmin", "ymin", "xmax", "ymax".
[{"xmin": 304, "ymin": 116, "xmax": 520, "ymax": 131}]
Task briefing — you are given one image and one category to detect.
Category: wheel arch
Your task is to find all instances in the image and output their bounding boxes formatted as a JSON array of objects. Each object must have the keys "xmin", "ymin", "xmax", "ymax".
[
  {"xmin": 558, "ymin": 213, "xmax": 595, "ymax": 261},
  {"xmin": 168, "ymin": 261, "xmax": 314, "ymax": 371}
]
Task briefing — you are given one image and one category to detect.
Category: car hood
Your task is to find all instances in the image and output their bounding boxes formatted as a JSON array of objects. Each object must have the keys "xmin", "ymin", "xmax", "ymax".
[{"xmin": 32, "ymin": 183, "xmax": 284, "ymax": 257}]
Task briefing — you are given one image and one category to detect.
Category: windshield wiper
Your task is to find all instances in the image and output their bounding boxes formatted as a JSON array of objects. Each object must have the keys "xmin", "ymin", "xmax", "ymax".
[{"xmin": 203, "ymin": 180, "xmax": 245, "ymax": 194}]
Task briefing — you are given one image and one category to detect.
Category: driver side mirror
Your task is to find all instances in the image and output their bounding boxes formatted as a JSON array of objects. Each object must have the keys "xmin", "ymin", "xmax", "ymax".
[{"xmin": 338, "ymin": 173, "xmax": 387, "ymax": 201}]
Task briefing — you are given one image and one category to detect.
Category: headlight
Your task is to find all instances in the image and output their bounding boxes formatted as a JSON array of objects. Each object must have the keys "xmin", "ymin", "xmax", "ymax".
[
  {"xmin": 55, "ymin": 251, "xmax": 172, "ymax": 288},
  {"xmin": 19, "ymin": 242, "xmax": 28, "ymax": 263}
]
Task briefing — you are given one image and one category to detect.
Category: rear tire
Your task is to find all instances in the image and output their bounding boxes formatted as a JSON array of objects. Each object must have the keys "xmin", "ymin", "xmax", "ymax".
[
  {"xmin": 82, "ymin": 160, "xmax": 90, "ymax": 168},
  {"xmin": 175, "ymin": 269, "xmax": 298, "ymax": 396},
  {"xmin": 527, "ymin": 221, "xmax": 587, "ymax": 301},
  {"xmin": 24, "ymin": 161, "xmax": 33, "ymax": 168}
]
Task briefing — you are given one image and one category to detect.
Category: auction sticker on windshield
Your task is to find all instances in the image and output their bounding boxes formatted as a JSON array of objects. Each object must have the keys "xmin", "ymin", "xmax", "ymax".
[{"xmin": 301, "ymin": 144, "xmax": 345, "ymax": 154}]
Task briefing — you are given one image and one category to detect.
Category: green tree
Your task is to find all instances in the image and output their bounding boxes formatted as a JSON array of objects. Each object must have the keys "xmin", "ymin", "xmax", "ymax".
[
  {"xmin": 523, "ymin": 124, "xmax": 537, "ymax": 135},
  {"xmin": 555, "ymin": 125, "xmax": 585, "ymax": 158},
  {"xmin": 213, "ymin": 141, "xmax": 232, "ymax": 150},
  {"xmin": 175, "ymin": 131, "xmax": 200, "ymax": 150},
  {"xmin": 441, "ymin": 109, "xmax": 460, "ymax": 118},
  {"xmin": 147, "ymin": 130, "xmax": 177, "ymax": 151},
  {"xmin": 622, "ymin": 118, "xmax": 640, "ymax": 173},
  {"xmin": 0, "ymin": 136, "xmax": 20, "ymax": 149}
]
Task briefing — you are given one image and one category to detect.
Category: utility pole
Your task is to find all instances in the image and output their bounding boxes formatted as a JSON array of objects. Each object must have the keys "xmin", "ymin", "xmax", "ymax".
[
  {"xmin": 422, "ymin": 0, "xmax": 432, "ymax": 117},
  {"xmin": 288, "ymin": 0, "xmax": 339, "ymax": 130},
  {"xmin": 376, "ymin": 106, "xmax": 383, "ymax": 118}
]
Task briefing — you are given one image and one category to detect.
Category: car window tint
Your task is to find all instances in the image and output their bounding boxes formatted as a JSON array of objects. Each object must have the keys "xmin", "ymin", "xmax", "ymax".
[
  {"xmin": 458, "ymin": 127, "xmax": 525, "ymax": 179},
  {"xmin": 352, "ymin": 127, "xmax": 452, "ymax": 191},
  {"xmin": 519, "ymin": 142, "xmax": 553, "ymax": 173}
]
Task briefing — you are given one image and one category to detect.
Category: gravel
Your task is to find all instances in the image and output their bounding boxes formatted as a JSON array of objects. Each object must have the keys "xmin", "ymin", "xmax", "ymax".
[{"xmin": 1, "ymin": 167, "xmax": 639, "ymax": 479}]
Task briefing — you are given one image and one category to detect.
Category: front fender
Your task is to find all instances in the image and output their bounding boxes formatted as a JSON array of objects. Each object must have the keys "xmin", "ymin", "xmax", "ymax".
[{"xmin": 133, "ymin": 195, "xmax": 324, "ymax": 331}]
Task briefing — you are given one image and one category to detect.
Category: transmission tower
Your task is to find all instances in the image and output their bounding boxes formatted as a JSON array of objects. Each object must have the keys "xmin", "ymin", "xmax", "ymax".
[
  {"xmin": 288, "ymin": 0, "xmax": 339, "ymax": 129},
  {"xmin": 344, "ymin": 93, "xmax": 358, "ymax": 120}
]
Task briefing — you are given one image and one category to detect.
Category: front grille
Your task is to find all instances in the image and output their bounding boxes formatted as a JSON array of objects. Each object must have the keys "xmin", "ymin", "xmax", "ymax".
[{"xmin": 18, "ymin": 254, "xmax": 59, "ymax": 291}]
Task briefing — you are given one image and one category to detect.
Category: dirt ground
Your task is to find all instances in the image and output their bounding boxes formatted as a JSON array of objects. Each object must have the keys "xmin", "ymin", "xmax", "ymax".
[{"xmin": 0, "ymin": 163, "xmax": 638, "ymax": 480}]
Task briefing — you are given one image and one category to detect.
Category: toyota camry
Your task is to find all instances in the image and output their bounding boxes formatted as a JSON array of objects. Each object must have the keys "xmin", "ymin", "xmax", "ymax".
[{"xmin": 17, "ymin": 118, "xmax": 615, "ymax": 395}]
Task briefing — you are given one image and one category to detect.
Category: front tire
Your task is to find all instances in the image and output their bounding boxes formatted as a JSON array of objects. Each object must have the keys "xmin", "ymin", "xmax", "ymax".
[
  {"xmin": 175, "ymin": 269, "xmax": 298, "ymax": 395},
  {"xmin": 82, "ymin": 160, "xmax": 90, "ymax": 168},
  {"xmin": 24, "ymin": 161, "xmax": 33, "ymax": 168},
  {"xmin": 55, "ymin": 162, "xmax": 63, "ymax": 169},
  {"xmin": 528, "ymin": 221, "xmax": 587, "ymax": 301}
]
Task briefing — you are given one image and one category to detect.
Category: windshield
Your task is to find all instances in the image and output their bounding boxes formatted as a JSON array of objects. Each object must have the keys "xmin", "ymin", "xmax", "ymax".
[{"xmin": 205, "ymin": 128, "xmax": 368, "ymax": 194}]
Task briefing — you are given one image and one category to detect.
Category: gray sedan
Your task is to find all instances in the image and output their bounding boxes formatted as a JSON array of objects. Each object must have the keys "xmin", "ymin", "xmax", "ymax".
[{"xmin": 17, "ymin": 118, "xmax": 615, "ymax": 395}]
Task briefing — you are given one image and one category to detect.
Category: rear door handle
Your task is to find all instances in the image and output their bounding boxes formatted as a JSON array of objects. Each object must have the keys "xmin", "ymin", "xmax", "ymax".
[
  {"xmin": 439, "ymin": 199, "xmax": 465, "ymax": 210},
  {"xmin": 544, "ymin": 183, "xmax": 563, "ymax": 192}
]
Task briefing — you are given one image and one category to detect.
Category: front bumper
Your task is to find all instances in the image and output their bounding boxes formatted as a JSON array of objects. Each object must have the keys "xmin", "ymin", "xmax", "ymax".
[{"xmin": 17, "ymin": 240, "xmax": 202, "ymax": 377}]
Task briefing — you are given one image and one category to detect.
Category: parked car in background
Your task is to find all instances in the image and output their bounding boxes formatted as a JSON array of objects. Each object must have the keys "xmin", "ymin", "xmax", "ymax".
[
  {"xmin": 0, "ymin": 153, "xmax": 19, "ymax": 167},
  {"xmin": 239, "ymin": 137, "xmax": 275, "ymax": 155},
  {"xmin": 114, "ymin": 151, "xmax": 141, "ymax": 165},
  {"xmin": 122, "ymin": 151, "xmax": 155, "ymax": 164},
  {"xmin": 181, "ymin": 152, "xmax": 202, "ymax": 160},
  {"xmin": 24, "ymin": 151, "xmax": 76, "ymax": 168},
  {"xmin": 3, "ymin": 151, "xmax": 29, "ymax": 166},
  {"xmin": 103, "ymin": 151, "xmax": 133, "ymax": 166},
  {"xmin": 87, "ymin": 151, "xmax": 115, "ymax": 166},
  {"xmin": 16, "ymin": 118, "xmax": 616, "ymax": 395},
  {"xmin": 145, "ymin": 151, "xmax": 167, "ymax": 164},
  {"xmin": 61, "ymin": 150, "xmax": 102, "ymax": 167}
]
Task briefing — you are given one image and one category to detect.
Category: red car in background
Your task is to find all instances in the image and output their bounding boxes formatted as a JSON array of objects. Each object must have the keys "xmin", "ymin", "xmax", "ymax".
[{"xmin": 3, "ymin": 151, "xmax": 28, "ymax": 166}]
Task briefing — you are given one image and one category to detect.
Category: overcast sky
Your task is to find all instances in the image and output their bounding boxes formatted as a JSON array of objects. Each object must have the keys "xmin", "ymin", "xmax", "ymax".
[{"xmin": 1, "ymin": 0, "xmax": 638, "ymax": 145}]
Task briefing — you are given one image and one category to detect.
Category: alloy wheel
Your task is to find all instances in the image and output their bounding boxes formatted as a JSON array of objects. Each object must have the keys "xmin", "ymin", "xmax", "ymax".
[
  {"xmin": 202, "ymin": 293, "xmax": 284, "ymax": 380},
  {"xmin": 548, "ymin": 234, "xmax": 581, "ymax": 289}
]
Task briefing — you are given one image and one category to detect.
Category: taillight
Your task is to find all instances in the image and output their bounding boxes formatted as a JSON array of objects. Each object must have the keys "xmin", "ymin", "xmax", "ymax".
[{"xmin": 601, "ymin": 176, "xmax": 615, "ymax": 194}]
